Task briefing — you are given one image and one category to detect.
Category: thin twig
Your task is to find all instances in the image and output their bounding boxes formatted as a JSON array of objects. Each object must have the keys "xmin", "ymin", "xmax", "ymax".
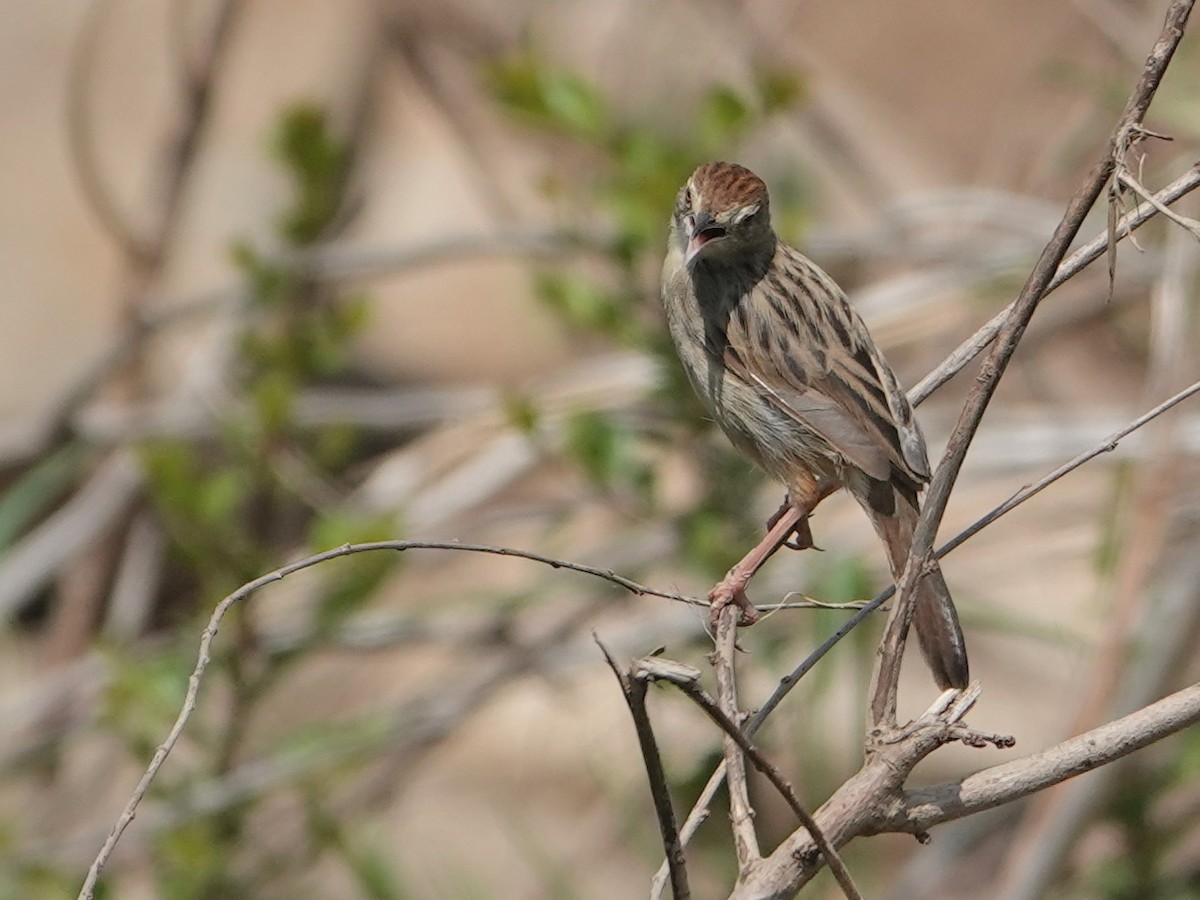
[
  {"xmin": 993, "ymin": 199, "xmax": 1198, "ymax": 900},
  {"xmin": 596, "ymin": 643, "xmax": 690, "ymax": 900},
  {"xmin": 24, "ymin": 166, "xmax": 1194, "ymax": 469},
  {"xmin": 909, "ymin": 162, "xmax": 1200, "ymax": 407},
  {"xmin": 712, "ymin": 604, "xmax": 759, "ymax": 865},
  {"xmin": 636, "ymin": 656, "xmax": 863, "ymax": 900},
  {"xmin": 772, "ymin": 375, "xmax": 1200, "ymax": 735},
  {"xmin": 74, "ymin": 537, "xmax": 745, "ymax": 897},
  {"xmin": 1116, "ymin": 169, "xmax": 1200, "ymax": 239},
  {"xmin": 651, "ymin": 764, "xmax": 724, "ymax": 897},
  {"xmin": 937, "ymin": 376, "xmax": 1200, "ymax": 559},
  {"xmin": 71, "ymin": 528, "xmax": 862, "ymax": 890}
]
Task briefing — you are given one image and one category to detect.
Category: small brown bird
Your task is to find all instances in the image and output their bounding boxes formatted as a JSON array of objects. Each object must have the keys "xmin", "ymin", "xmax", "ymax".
[{"xmin": 661, "ymin": 161, "xmax": 968, "ymax": 690}]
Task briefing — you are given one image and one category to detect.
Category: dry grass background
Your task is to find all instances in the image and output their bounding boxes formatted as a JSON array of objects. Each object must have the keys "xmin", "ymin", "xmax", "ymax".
[{"xmin": 2, "ymin": 1, "xmax": 1199, "ymax": 898}]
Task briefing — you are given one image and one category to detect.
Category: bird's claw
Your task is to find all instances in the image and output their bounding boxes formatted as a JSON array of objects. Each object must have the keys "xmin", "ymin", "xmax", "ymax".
[
  {"xmin": 781, "ymin": 516, "xmax": 815, "ymax": 552},
  {"xmin": 709, "ymin": 581, "xmax": 760, "ymax": 628}
]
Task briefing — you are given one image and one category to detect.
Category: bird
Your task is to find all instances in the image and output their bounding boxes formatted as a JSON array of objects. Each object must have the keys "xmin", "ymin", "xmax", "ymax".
[{"xmin": 660, "ymin": 160, "xmax": 968, "ymax": 690}]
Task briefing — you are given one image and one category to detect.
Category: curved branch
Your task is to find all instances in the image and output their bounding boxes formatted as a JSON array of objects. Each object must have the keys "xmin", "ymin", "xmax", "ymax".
[{"xmin": 75, "ymin": 537, "xmax": 728, "ymax": 899}]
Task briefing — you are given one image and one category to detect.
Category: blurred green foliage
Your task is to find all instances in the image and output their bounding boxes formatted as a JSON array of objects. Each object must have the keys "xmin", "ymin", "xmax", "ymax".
[{"xmin": 90, "ymin": 103, "xmax": 403, "ymax": 899}]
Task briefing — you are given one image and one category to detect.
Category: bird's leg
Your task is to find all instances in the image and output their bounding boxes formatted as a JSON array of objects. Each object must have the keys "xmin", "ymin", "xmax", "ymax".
[{"xmin": 709, "ymin": 503, "xmax": 811, "ymax": 626}]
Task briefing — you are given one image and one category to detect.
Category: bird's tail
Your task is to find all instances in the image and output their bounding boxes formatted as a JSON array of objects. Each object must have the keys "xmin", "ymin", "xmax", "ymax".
[{"xmin": 860, "ymin": 485, "xmax": 969, "ymax": 690}]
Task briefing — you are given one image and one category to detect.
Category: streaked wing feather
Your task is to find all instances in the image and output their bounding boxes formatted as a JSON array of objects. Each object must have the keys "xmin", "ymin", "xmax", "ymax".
[
  {"xmin": 746, "ymin": 371, "xmax": 892, "ymax": 480},
  {"xmin": 724, "ymin": 245, "xmax": 929, "ymax": 486}
]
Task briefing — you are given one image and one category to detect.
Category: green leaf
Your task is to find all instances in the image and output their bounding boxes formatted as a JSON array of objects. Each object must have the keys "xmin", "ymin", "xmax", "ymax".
[
  {"xmin": 540, "ymin": 71, "xmax": 608, "ymax": 138},
  {"xmin": 487, "ymin": 55, "xmax": 545, "ymax": 118},
  {"xmin": 250, "ymin": 369, "xmax": 298, "ymax": 434},
  {"xmin": 196, "ymin": 467, "xmax": 250, "ymax": 527},
  {"xmin": 535, "ymin": 273, "xmax": 621, "ymax": 334},
  {"xmin": 347, "ymin": 843, "xmax": 407, "ymax": 900},
  {"xmin": 680, "ymin": 510, "xmax": 743, "ymax": 574},
  {"xmin": 270, "ymin": 103, "xmax": 349, "ymax": 245},
  {"xmin": 503, "ymin": 392, "xmax": 541, "ymax": 434},
  {"xmin": 813, "ymin": 554, "xmax": 873, "ymax": 604},
  {"xmin": 228, "ymin": 238, "xmax": 292, "ymax": 308},
  {"xmin": 307, "ymin": 511, "xmax": 400, "ymax": 629},
  {"xmin": 487, "ymin": 55, "xmax": 608, "ymax": 140},
  {"xmin": 140, "ymin": 442, "xmax": 203, "ymax": 511},
  {"xmin": 100, "ymin": 644, "xmax": 191, "ymax": 756}
]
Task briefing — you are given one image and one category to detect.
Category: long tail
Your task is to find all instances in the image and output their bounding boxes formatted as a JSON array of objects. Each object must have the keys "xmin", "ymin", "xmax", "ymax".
[{"xmin": 859, "ymin": 485, "xmax": 969, "ymax": 690}]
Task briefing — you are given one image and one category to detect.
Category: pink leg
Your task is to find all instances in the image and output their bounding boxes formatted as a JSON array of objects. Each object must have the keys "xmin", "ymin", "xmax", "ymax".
[{"xmin": 709, "ymin": 504, "xmax": 814, "ymax": 625}]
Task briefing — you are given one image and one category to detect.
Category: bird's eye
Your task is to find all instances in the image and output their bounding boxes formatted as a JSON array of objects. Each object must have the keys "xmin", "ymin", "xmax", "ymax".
[
  {"xmin": 735, "ymin": 204, "xmax": 760, "ymax": 224},
  {"xmin": 684, "ymin": 186, "xmax": 694, "ymax": 207}
]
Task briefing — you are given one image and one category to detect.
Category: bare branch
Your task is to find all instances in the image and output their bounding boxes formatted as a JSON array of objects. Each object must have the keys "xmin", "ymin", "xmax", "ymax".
[
  {"xmin": 654, "ymin": 371, "xmax": 1200, "ymax": 891},
  {"xmin": 75, "ymin": 537, "xmax": 758, "ymax": 897},
  {"xmin": 637, "ymin": 656, "xmax": 863, "ymax": 900},
  {"xmin": 597, "ymin": 644, "xmax": 690, "ymax": 900},
  {"xmin": 870, "ymin": 0, "xmax": 1195, "ymax": 727},
  {"xmin": 733, "ymin": 687, "xmax": 1006, "ymax": 897},
  {"xmin": 909, "ymin": 162, "xmax": 1200, "ymax": 407},
  {"xmin": 888, "ymin": 681, "xmax": 1200, "ymax": 833},
  {"xmin": 760, "ymin": 376, "xmax": 1200, "ymax": 740},
  {"xmin": 712, "ymin": 604, "xmax": 759, "ymax": 865}
]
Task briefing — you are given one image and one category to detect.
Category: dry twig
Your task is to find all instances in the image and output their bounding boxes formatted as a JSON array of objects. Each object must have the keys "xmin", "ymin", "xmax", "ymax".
[{"xmin": 869, "ymin": 0, "xmax": 1194, "ymax": 728}]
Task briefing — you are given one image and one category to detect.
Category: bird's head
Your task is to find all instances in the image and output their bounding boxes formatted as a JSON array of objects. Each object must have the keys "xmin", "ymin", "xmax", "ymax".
[{"xmin": 673, "ymin": 161, "xmax": 773, "ymax": 267}]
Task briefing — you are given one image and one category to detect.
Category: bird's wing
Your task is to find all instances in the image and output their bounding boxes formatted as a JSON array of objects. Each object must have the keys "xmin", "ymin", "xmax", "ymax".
[{"xmin": 721, "ymin": 246, "xmax": 930, "ymax": 487}]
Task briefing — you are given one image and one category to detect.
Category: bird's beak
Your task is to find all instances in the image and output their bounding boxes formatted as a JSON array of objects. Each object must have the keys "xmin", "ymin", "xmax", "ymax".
[{"xmin": 684, "ymin": 210, "xmax": 727, "ymax": 266}]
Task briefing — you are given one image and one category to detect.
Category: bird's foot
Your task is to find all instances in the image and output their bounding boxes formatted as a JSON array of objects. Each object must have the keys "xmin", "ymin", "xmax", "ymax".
[
  {"xmin": 767, "ymin": 502, "xmax": 817, "ymax": 552},
  {"xmin": 781, "ymin": 515, "xmax": 816, "ymax": 552},
  {"xmin": 709, "ymin": 577, "xmax": 760, "ymax": 628}
]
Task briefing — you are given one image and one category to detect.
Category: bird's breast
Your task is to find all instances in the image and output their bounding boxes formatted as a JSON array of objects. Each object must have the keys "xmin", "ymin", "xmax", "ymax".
[{"xmin": 661, "ymin": 268, "xmax": 841, "ymax": 487}]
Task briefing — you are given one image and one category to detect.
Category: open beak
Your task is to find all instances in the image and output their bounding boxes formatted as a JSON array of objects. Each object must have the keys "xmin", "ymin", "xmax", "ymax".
[{"xmin": 684, "ymin": 211, "xmax": 727, "ymax": 265}]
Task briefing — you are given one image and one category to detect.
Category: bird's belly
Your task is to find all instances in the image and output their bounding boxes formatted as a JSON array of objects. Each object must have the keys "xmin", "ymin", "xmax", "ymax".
[{"xmin": 695, "ymin": 363, "xmax": 842, "ymax": 488}]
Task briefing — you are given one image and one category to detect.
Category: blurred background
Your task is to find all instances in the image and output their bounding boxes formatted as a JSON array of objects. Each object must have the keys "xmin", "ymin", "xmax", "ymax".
[{"xmin": 2, "ymin": 1, "xmax": 1200, "ymax": 897}]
